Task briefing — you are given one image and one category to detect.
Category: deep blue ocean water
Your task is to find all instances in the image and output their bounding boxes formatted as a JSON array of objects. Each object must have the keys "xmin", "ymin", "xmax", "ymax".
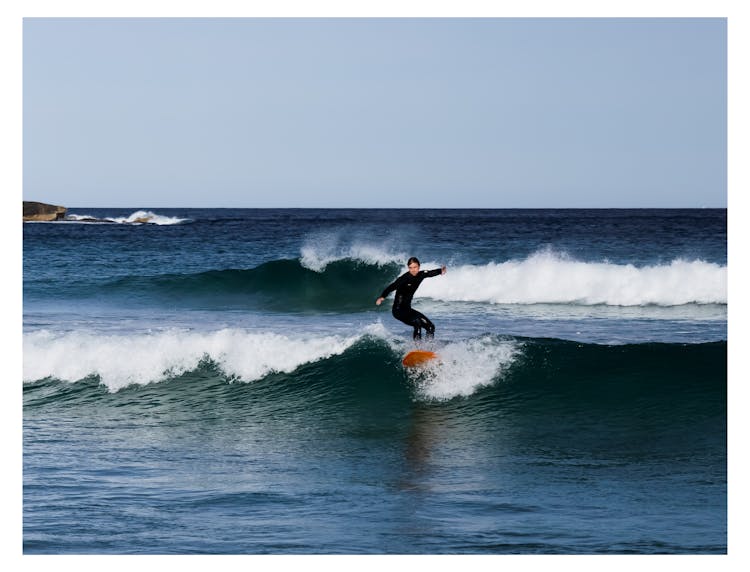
[{"xmin": 23, "ymin": 208, "xmax": 727, "ymax": 554}]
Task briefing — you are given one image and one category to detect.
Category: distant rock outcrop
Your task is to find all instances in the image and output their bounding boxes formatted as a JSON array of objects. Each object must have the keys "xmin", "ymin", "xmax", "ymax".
[{"xmin": 23, "ymin": 201, "xmax": 67, "ymax": 221}]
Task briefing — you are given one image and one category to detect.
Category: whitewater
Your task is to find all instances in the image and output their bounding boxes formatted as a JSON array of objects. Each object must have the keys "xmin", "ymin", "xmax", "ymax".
[{"xmin": 416, "ymin": 251, "xmax": 726, "ymax": 307}]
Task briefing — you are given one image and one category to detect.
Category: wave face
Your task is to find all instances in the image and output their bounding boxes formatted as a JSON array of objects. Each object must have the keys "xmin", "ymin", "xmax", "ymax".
[{"xmin": 100, "ymin": 258, "xmax": 401, "ymax": 311}]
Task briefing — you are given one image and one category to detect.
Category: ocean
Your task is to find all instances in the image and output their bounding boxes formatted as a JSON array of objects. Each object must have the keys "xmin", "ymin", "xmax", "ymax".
[{"xmin": 22, "ymin": 208, "xmax": 727, "ymax": 554}]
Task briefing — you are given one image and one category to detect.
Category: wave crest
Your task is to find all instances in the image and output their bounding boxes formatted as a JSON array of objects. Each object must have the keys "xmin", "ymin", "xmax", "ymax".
[
  {"xmin": 299, "ymin": 234, "xmax": 407, "ymax": 272},
  {"xmin": 23, "ymin": 328, "xmax": 367, "ymax": 392}
]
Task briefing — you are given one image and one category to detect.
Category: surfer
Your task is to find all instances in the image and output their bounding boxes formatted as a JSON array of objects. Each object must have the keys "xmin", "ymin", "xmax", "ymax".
[{"xmin": 376, "ymin": 257, "xmax": 447, "ymax": 341}]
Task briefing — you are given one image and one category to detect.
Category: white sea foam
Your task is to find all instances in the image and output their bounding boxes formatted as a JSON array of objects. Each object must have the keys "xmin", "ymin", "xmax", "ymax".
[
  {"xmin": 111, "ymin": 210, "xmax": 188, "ymax": 225},
  {"xmin": 23, "ymin": 328, "xmax": 361, "ymax": 391},
  {"xmin": 409, "ymin": 336, "xmax": 520, "ymax": 401},
  {"xmin": 66, "ymin": 210, "xmax": 188, "ymax": 225},
  {"xmin": 417, "ymin": 250, "xmax": 727, "ymax": 307}
]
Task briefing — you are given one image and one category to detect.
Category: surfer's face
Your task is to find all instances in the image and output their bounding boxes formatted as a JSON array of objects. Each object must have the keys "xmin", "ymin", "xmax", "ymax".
[{"xmin": 408, "ymin": 262, "xmax": 420, "ymax": 276}]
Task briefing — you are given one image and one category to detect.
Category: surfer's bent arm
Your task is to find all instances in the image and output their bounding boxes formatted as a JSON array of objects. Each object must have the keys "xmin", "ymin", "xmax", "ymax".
[{"xmin": 376, "ymin": 276, "xmax": 402, "ymax": 305}]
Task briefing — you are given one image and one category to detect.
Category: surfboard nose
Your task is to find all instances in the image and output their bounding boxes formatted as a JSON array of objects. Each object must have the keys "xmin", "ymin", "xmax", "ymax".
[{"xmin": 402, "ymin": 350, "xmax": 438, "ymax": 367}]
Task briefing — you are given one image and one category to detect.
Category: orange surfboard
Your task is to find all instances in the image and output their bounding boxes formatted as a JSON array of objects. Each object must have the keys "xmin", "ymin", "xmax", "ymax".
[{"xmin": 402, "ymin": 350, "xmax": 438, "ymax": 368}]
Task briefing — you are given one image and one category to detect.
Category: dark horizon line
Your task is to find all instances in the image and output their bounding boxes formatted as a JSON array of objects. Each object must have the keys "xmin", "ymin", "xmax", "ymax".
[{"xmin": 51, "ymin": 205, "xmax": 728, "ymax": 210}]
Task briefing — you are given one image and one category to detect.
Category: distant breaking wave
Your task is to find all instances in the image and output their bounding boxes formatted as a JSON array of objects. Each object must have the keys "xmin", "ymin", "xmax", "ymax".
[{"xmin": 65, "ymin": 210, "xmax": 189, "ymax": 225}]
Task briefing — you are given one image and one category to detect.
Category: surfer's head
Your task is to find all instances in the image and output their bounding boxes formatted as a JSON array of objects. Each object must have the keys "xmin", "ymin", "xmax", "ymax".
[{"xmin": 407, "ymin": 257, "xmax": 420, "ymax": 276}]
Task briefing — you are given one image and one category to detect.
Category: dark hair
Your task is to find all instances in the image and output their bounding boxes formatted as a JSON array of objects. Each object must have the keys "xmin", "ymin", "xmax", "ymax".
[{"xmin": 407, "ymin": 257, "xmax": 420, "ymax": 266}]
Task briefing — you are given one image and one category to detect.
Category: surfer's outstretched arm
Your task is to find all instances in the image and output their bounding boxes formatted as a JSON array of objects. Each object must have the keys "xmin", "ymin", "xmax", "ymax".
[{"xmin": 424, "ymin": 265, "xmax": 447, "ymax": 278}]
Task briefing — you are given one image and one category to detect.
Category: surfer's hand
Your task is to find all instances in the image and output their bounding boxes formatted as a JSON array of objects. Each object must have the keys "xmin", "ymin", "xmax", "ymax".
[
  {"xmin": 441, "ymin": 265, "xmax": 447, "ymax": 274},
  {"xmin": 376, "ymin": 297, "xmax": 384, "ymax": 306}
]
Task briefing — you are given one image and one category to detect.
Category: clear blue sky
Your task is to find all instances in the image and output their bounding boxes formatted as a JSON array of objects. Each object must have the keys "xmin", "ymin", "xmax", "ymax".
[{"xmin": 23, "ymin": 18, "xmax": 727, "ymax": 208}]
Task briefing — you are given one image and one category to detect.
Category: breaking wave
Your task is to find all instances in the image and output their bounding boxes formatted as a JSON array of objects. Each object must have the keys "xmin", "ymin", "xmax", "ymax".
[
  {"xmin": 96, "ymin": 250, "xmax": 728, "ymax": 310},
  {"xmin": 23, "ymin": 327, "xmax": 725, "ymax": 412},
  {"xmin": 418, "ymin": 250, "xmax": 726, "ymax": 306},
  {"xmin": 65, "ymin": 210, "xmax": 189, "ymax": 225}
]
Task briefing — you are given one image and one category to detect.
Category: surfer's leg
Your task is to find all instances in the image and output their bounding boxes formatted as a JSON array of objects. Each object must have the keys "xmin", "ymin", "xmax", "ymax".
[
  {"xmin": 393, "ymin": 308, "xmax": 425, "ymax": 340},
  {"xmin": 411, "ymin": 310, "xmax": 434, "ymax": 340},
  {"xmin": 393, "ymin": 308, "xmax": 419, "ymax": 339}
]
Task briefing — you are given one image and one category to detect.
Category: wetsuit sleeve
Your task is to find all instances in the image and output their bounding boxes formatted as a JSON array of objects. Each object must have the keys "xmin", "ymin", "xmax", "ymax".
[
  {"xmin": 423, "ymin": 268, "xmax": 442, "ymax": 278},
  {"xmin": 379, "ymin": 274, "xmax": 404, "ymax": 299}
]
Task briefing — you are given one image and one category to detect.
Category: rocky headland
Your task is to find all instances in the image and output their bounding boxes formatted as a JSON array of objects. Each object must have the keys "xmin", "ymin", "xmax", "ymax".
[{"xmin": 23, "ymin": 201, "xmax": 67, "ymax": 221}]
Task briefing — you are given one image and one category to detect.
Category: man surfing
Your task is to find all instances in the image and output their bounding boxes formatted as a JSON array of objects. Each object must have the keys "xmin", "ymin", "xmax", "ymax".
[{"xmin": 376, "ymin": 257, "xmax": 447, "ymax": 340}]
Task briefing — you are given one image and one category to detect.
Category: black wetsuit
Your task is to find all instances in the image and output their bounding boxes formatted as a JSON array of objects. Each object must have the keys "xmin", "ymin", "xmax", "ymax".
[{"xmin": 379, "ymin": 269, "xmax": 442, "ymax": 340}]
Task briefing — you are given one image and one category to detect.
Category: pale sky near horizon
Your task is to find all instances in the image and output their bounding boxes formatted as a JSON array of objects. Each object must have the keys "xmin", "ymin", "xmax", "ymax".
[{"xmin": 23, "ymin": 17, "xmax": 727, "ymax": 208}]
